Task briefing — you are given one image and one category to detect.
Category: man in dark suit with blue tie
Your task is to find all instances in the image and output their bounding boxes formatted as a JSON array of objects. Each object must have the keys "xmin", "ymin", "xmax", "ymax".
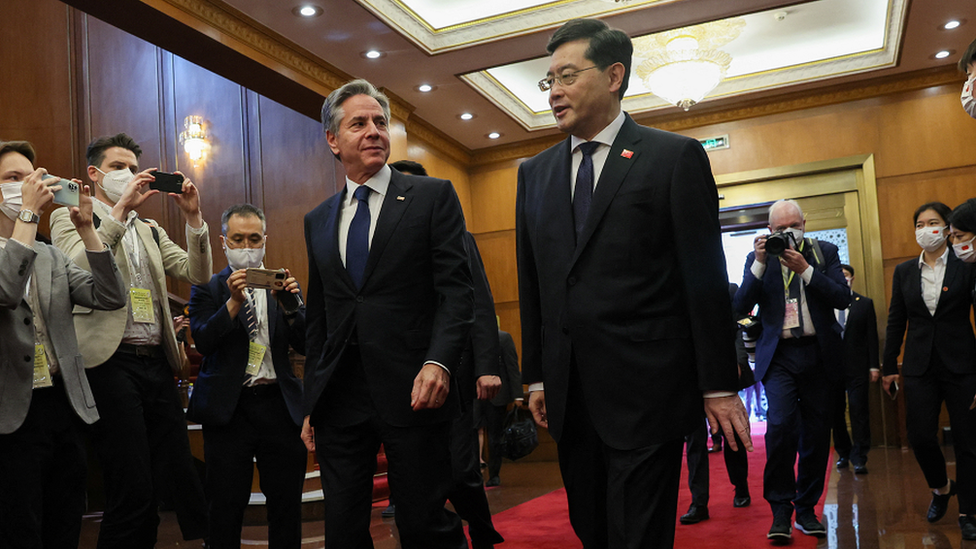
[
  {"xmin": 733, "ymin": 199, "xmax": 850, "ymax": 541},
  {"xmin": 187, "ymin": 204, "xmax": 307, "ymax": 549},
  {"xmin": 516, "ymin": 19, "xmax": 752, "ymax": 549},
  {"xmin": 300, "ymin": 79, "xmax": 474, "ymax": 549}
]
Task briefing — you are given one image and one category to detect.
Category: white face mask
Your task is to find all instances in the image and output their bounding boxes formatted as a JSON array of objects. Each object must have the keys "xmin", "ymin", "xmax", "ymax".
[
  {"xmin": 785, "ymin": 227, "xmax": 804, "ymax": 249},
  {"xmin": 0, "ymin": 182, "xmax": 24, "ymax": 221},
  {"xmin": 963, "ymin": 73, "xmax": 976, "ymax": 120},
  {"xmin": 95, "ymin": 167, "xmax": 134, "ymax": 204},
  {"xmin": 953, "ymin": 236, "xmax": 976, "ymax": 263},
  {"xmin": 915, "ymin": 226, "xmax": 946, "ymax": 252},
  {"xmin": 225, "ymin": 245, "xmax": 265, "ymax": 270}
]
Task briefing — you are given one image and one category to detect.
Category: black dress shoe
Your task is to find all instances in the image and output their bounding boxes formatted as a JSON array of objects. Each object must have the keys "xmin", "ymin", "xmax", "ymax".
[
  {"xmin": 960, "ymin": 515, "xmax": 976, "ymax": 541},
  {"xmin": 927, "ymin": 480, "xmax": 956, "ymax": 523},
  {"xmin": 836, "ymin": 456, "xmax": 849, "ymax": 469},
  {"xmin": 767, "ymin": 517, "xmax": 792, "ymax": 540},
  {"xmin": 733, "ymin": 495, "xmax": 751, "ymax": 508},
  {"xmin": 794, "ymin": 513, "xmax": 826, "ymax": 537},
  {"xmin": 381, "ymin": 504, "xmax": 395, "ymax": 518},
  {"xmin": 485, "ymin": 476, "xmax": 500, "ymax": 487},
  {"xmin": 854, "ymin": 464, "xmax": 868, "ymax": 475},
  {"xmin": 679, "ymin": 504, "xmax": 709, "ymax": 524}
]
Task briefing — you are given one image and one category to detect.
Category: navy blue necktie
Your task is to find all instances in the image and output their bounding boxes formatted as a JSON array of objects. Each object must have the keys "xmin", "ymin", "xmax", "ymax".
[
  {"xmin": 346, "ymin": 185, "xmax": 371, "ymax": 289},
  {"xmin": 573, "ymin": 142, "xmax": 600, "ymax": 240}
]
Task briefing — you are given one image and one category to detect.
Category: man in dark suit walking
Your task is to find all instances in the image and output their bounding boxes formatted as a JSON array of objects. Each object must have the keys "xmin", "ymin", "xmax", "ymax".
[
  {"xmin": 481, "ymin": 329, "xmax": 524, "ymax": 487},
  {"xmin": 733, "ymin": 199, "xmax": 851, "ymax": 541},
  {"xmin": 831, "ymin": 263, "xmax": 879, "ymax": 475},
  {"xmin": 301, "ymin": 79, "xmax": 474, "ymax": 549},
  {"xmin": 188, "ymin": 204, "xmax": 307, "ymax": 548},
  {"xmin": 516, "ymin": 19, "xmax": 751, "ymax": 549}
]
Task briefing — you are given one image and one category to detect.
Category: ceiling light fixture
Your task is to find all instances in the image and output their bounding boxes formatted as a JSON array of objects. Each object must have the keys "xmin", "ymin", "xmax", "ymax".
[
  {"xmin": 459, "ymin": 113, "xmax": 474, "ymax": 120},
  {"xmin": 944, "ymin": 20, "xmax": 961, "ymax": 30},
  {"xmin": 935, "ymin": 50, "xmax": 952, "ymax": 59},
  {"xmin": 417, "ymin": 84, "xmax": 433, "ymax": 92},
  {"xmin": 634, "ymin": 18, "xmax": 746, "ymax": 111},
  {"xmin": 487, "ymin": 132, "xmax": 501, "ymax": 139},
  {"xmin": 292, "ymin": 5, "xmax": 322, "ymax": 17},
  {"xmin": 363, "ymin": 50, "xmax": 383, "ymax": 59}
]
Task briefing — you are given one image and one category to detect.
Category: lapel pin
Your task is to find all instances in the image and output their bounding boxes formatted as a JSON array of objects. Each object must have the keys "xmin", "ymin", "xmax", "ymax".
[
  {"xmin": 397, "ymin": 196, "xmax": 405, "ymax": 201},
  {"xmin": 621, "ymin": 149, "xmax": 634, "ymax": 159},
  {"xmin": 943, "ymin": 286, "xmax": 949, "ymax": 292}
]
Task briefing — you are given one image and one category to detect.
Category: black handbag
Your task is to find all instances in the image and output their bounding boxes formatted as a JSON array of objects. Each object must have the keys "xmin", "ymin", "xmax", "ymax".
[{"xmin": 500, "ymin": 405, "xmax": 539, "ymax": 461}]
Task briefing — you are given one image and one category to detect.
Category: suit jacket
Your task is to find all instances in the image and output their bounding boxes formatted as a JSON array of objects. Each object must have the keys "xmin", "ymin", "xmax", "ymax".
[
  {"xmin": 733, "ymin": 240, "xmax": 851, "ymax": 382},
  {"xmin": 303, "ymin": 169, "xmax": 474, "ymax": 427},
  {"xmin": 841, "ymin": 292, "xmax": 879, "ymax": 379},
  {"xmin": 882, "ymin": 253, "xmax": 976, "ymax": 377},
  {"xmin": 186, "ymin": 266, "xmax": 306, "ymax": 427},
  {"xmin": 492, "ymin": 329, "xmax": 523, "ymax": 407},
  {"xmin": 456, "ymin": 231, "xmax": 501, "ymax": 407},
  {"xmin": 50, "ymin": 207, "xmax": 213, "ymax": 372},
  {"xmin": 516, "ymin": 114, "xmax": 738, "ymax": 450},
  {"xmin": 0, "ymin": 239, "xmax": 126, "ymax": 434}
]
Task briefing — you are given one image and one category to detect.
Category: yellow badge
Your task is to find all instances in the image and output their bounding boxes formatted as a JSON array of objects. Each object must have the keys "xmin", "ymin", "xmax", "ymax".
[
  {"xmin": 33, "ymin": 344, "xmax": 53, "ymax": 389},
  {"xmin": 129, "ymin": 288, "xmax": 155, "ymax": 324},
  {"xmin": 247, "ymin": 341, "xmax": 267, "ymax": 377}
]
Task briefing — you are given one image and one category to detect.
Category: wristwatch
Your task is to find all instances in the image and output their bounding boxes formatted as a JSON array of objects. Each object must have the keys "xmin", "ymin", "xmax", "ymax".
[{"xmin": 17, "ymin": 209, "xmax": 40, "ymax": 224}]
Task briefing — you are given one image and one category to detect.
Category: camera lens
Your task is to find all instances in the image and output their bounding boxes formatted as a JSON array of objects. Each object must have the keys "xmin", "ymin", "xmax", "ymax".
[{"xmin": 766, "ymin": 232, "xmax": 788, "ymax": 256}]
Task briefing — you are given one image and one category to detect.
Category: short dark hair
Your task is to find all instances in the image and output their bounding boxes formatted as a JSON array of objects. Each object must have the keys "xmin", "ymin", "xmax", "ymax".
[
  {"xmin": 221, "ymin": 203, "xmax": 266, "ymax": 235},
  {"xmin": 913, "ymin": 201, "xmax": 952, "ymax": 225},
  {"xmin": 0, "ymin": 140, "xmax": 36, "ymax": 166},
  {"xmin": 949, "ymin": 198, "xmax": 976, "ymax": 234},
  {"xmin": 840, "ymin": 264, "xmax": 854, "ymax": 277},
  {"xmin": 390, "ymin": 160, "xmax": 427, "ymax": 176},
  {"xmin": 547, "ymin": 19, "xmax": 633, "ymax": 99},
  {"xmin": 86, "ymin": 133, "xmax": 142, "ymax": 168},
  {"xmin": 959, "ymin": 37, "xmax": 976, "ymax": 73}
]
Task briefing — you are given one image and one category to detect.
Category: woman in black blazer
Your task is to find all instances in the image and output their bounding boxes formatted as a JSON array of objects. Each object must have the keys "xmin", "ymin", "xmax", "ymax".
[{"xmin": 883, "ymin": 201, "xmax": 976, "ymax": 540}]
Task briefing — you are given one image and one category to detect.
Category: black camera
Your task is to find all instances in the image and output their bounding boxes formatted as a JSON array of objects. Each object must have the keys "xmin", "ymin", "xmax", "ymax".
[
  {"xmin": 738, "ymin": 316, "xmax": 761, "ymax": 364},
  {"xmin": 765, "ymin": 230, "xmax": 798, "ymax": 256}
]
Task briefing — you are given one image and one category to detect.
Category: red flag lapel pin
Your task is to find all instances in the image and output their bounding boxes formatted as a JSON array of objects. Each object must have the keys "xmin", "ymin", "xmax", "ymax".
[{"xmin": 621, "ymin": 149, "xmax": 634, "ymax": 159}]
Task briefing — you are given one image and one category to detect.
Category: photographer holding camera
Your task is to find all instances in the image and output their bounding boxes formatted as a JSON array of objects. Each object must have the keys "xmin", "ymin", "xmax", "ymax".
[{"xmin": 733, "ymin": 199, "xmax": 850, "ymax": 541}]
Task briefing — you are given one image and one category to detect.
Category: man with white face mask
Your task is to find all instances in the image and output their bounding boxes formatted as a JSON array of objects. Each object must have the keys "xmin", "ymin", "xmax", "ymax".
[
  {"xmin": 960, "ymin": 38, "xmax": 976, "ymax": 120},
  {"xmin": 733, "ymin": 199, "xmax": 851, "ymax": 541},
  {"xmin": 48, "ymin": 133, "xmax": 212, "ymax": 548},
  {"xmin": 187, "ymin": 204, "xmax": 306, "ymax": 549}
]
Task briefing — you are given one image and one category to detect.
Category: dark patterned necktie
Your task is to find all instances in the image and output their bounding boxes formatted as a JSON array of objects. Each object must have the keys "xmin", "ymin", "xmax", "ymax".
[
  {"xmin": 346, "ymin": 185, "xmax": 371, "ymax": 289},
  {"xmin": 573, "ymin": 141, "xmax": 600, "ymax": 240},
  {"xmin": 242, "ymin": 289, "xmax": 258, "ymax": 341}
]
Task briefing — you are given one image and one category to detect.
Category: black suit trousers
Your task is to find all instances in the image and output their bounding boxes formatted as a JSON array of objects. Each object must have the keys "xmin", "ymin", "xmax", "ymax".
[
  {"xmin": 202, "ymin": 384, "xmax": 307, "ymax": 549},
  {"xmin": 447, "ymin": 396, "xmax": 503, "ymax": 547},
  {"xmin": 762, "ymin": 338, "xmax": 833, "ymax": 519},
  {"xmin": 903, "ymin": 353, "xmax": 976, "ymax": 514},
  {"xmin": 684, "ymin": 420, "xmax": 709, "ymax": 507},
  {"xmin": 831, "ymin": 374, "xmax": 871, "ymax": 466},
  {"xmin": 0, "ymin": 382, "xmax": 87, "ymax": 549},
  {"xmin": 85, "ymin": 351, "xmax": 208, "ymax": 549},
  {"xmin": 557, "ymin": 361, "xmax": 684, "ymax": 549}
]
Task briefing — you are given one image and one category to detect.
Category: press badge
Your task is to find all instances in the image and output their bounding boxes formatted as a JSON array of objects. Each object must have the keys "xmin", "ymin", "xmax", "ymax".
[
  {"xmin": 129, "ymin": 288, "xmax": 155, "ymax": 324},
  {"xmin": 783, "ymin": 298, "xmax": 800, "ymax": 330},
  {"xmin": 33, "ymin": 344, "xmax": 53, "ymax": 389},
  {"xmin": 246, "ymin": 342, "xmax": 267, "ymax": 376}
]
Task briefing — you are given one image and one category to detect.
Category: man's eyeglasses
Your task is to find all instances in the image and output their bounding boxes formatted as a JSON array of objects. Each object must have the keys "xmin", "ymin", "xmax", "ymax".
[{"xmin": 538, "ymin": 66, "xmax": 599, "ymax": 92}]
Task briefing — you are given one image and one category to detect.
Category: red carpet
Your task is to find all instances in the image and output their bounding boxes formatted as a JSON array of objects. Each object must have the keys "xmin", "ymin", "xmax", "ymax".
[{"xmin": 488, "ymin": 423, "xmax": 831, "ymax": 549}]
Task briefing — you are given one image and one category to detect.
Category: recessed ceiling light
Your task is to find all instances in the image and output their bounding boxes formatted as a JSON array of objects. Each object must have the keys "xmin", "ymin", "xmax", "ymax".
[
  {"xmin": 487, "ymin": 132, "xmax": 501, "ymax": 139},
  {"xmin": 417, "ymin": 84, "xmax": 434, "ymax": 93},
  {"xmin": 459, "ymin": 113, "xmax": 474, "ymax": 121},
  {"xmin": 944, "ymin": 20, "xmax": 961, "ymax": 30},
  {"xmin": 935, "ymin": 50, "xmax": 952, "ymax": 59},
  {"xmin": 362, "ymin": 50, "xmax": 383, "ymax": 59},
  {"xmin": 292, "ymin": 5, "xmax": 322, "ymax": 17}
]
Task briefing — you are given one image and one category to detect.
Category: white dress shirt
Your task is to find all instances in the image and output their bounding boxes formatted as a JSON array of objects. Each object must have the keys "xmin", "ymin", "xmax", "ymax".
[
  {"xmin": 569, "ymin": 110, "xmax": 625, "ymax": 200},
  {"xmin": 918, "ymin": 247, "xmax": 949, "ymax": 317},
  {"xmin": 338, "ymin": 165, "xmax": 390, "ymax": 267}
]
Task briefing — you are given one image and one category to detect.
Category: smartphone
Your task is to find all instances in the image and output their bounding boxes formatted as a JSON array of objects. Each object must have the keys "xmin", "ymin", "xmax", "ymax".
[
  {"xmin": 149, "ymin": 171, "xmax": 185, "ymax": 194},
  {"xmin": 888, "ymin": 381, "xmax": 899, "ymax": 401},
  {"xmin": 245, "ymin": 268, "xmax": 286, "ymax": 290},
  {"xmin": 42, "ymin": 174, "xmax": 81, "ymax": 207},
  {"xmin": 276, "ymin": 288, "xmax": 304, "ymax": 315}
]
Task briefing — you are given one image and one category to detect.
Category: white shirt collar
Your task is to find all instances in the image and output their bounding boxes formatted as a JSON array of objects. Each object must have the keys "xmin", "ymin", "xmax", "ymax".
[
  {"xmin": 344, "ymin": 164, "xmax": 391, "ymax": 206},
  {"xmin": 570, "ymin": 110, "xmax": 626, "ymax": 152},
  {"xmin": 918, "ymin": 246, "xmax": 949, "ymax": 269}
]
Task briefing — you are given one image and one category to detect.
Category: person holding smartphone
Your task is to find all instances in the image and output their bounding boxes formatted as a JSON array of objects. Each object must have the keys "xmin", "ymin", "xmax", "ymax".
[
  {"xmin": 882, "ymin": 201, "xmax": 976, "ymax": 541},
  {"xmin": 188, "ymin": 203, "xmax": 307, "ymax": 549}
]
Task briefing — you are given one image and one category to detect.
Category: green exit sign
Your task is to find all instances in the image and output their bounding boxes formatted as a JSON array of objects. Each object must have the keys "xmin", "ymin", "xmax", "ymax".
[{"xmin": 698, "ymin": 135, "xmax": 729, "ymax": 151}]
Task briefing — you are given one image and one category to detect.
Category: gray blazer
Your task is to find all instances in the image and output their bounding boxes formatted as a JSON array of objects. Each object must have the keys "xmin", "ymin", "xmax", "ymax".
[{"xmin": 0, "ymin": 239, "xmax": 126, "ymax": 434}]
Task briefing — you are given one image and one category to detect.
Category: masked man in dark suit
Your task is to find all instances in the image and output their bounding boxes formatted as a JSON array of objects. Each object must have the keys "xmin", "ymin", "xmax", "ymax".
[
  {"xmin": 301, "ymin": 79, "xmax": 474, "ymax": 549},
  {"xmin": 733, "ymin": 199, "xmax": 850, "ymax": 541},
  {"xmin": 516, "ymin": 19, "xmax": 751, "ymax": 549},
  {"xmin": 188, "ymin": 204, "xmax": 307, "ymax": 549},
  {"xmin": 831, "ymin": 263, "xmax": 879, "ymax": 474}
]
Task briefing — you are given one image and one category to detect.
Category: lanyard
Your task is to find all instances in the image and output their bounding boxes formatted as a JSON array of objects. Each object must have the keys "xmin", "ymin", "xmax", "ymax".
[{"xmin": 781, "ymin": 239, "xmax": 806, "ymax": 296}]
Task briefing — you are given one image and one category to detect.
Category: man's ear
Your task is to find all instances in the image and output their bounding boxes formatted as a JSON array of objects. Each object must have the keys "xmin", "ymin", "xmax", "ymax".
[
  {"xmin": 607, "ymin": 62, "xmax": 626, "ymax": 95},
  {"xmin": 326, "ymin": 131, "xmax": 341, "ymax": 159},
  {"xmin": 87, "ymin": 165, "xmax": 100, "ymax": 184}
]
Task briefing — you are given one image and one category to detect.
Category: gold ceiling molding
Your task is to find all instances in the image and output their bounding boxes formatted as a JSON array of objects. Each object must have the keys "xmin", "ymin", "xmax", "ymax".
[
  {"xmin": 140, "ymin": 0, "xmax": 350, "ymax": 95},
  {"xmin": 470, "ymin": 65, "xmax": 964, "ymax": 166},
  {"xmin": 405, "ymin": 117, "xmax": 473, "ymax": 166}
]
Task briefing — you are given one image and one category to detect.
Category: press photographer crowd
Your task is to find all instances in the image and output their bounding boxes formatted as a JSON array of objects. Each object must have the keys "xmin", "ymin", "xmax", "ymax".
[{"xmin": 1, "ymin": 16, "xmax": 976, "ymax": 549}]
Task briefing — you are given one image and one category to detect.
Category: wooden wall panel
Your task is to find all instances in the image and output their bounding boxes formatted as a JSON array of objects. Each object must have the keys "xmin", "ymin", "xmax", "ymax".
[
  {"xmin": 474, "ymin": 230, "xmax": 519, "ymax": 305},
  {"xmin": 404, "ymin": 138, "xmax": 471, "ymax": 224},
  {"xmin": 255, "ymin": 94, "xmax": 338, "ymax": 292},
  {"xmin": 469, "ymin": 159, "xmax": 524, "ymax": 234}
]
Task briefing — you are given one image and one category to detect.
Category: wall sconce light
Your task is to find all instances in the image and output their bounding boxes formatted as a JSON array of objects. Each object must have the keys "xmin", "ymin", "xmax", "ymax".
[{"xmin": 179, "ymin": 115, "xmax": 210, "ymax": 166}]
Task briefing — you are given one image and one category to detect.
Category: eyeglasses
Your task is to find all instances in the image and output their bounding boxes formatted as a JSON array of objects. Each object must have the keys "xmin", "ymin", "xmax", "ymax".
[{"xmin": 538, "ymin": 66, "xmax": 599, "ymax": 92}]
